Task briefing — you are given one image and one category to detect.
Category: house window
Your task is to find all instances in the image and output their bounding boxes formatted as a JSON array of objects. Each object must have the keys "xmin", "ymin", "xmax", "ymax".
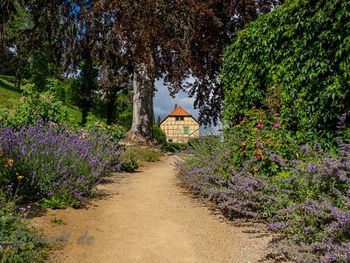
[
  {"xmin": 183, "ymin": 126, "xmax": 189, "ymax": 135},
  {"xmin": 175, "ymin": 116, "xmax": 184, "ymax": 121}
]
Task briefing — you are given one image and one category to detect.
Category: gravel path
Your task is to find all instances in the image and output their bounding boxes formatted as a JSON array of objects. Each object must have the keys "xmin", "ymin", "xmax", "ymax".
[{"xmin": 33, "ymin": 156, "xmax": 271, "ymax": 263}]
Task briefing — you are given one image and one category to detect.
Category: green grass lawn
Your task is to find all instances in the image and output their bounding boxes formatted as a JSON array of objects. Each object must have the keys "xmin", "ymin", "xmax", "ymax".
[
  {"xmin": 66, "ymin": 104, "xmax": 82, "ymax": 125},
  {"xmin": 0, "ymin": 78, "xmax": 21, "ymax": 107},
  {"xmin": 0, "ymin": 75, "xmax": 82, "ymax": 125}
]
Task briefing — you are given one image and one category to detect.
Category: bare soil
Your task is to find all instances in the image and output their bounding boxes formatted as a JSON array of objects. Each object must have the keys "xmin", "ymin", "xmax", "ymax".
[{"xmin": 32, "ymin": 155, "xmax": 271, "ymax": 263}]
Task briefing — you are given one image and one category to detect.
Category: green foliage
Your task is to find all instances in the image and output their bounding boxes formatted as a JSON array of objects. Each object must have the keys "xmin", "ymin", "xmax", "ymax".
[
  {"xmin": 120, "ymin": 151, "xmax": 140, "ymax": 172},
  {"xmin": 0, "ymin": 83, "xmax": 68, "ymax": 127},
  {"xmin": 27, "ymin": 47, "xmax": 56, "ymax": 89},
  {"xmin": 44, "ymin": 77, "xmax": 66, "ymax": 102},
  {"xmin": 37, "ymin": 197, "xmax": 67, "ymax": 210},
  {"xmin": 50, "ymin": 218, "xmax": 67, "ymax": 225},
  {"xmin": 85, "ymin": 114, "xmax": 127, "ymax": 140},
  {"xmin": 152, "ymin": 125, "xmax": 167, "ymax": 145},
  {"xmin": 38, "ymin": 196, "xmax": 81, "ymax": 210},
  {"xmin": 226, "ymin": 109, "xmax": 300, "ymax": 176},
  {"xmin": 4, "ymin": 1, "xmax": 34, "ymax": 38},
  {"xmin": 161, "ymin": 142, "xmax": 187, "ymax": 153},
  {"xmin": 0, "ymin": 76, "xmax": 85, "ymax": 127},
  {"xmin": 115, "ymin": 91, "xmax": 133, "ymax": 128},
  {"xmin": 131, "ymin": 147, "xmax": 162, "ymax": 162},
  {"xmin": 0, "ymin": 77, "xmax": 19, "ymax": 93},
  {"xmin": 120, "ymin": 147, "xmax": 162, "ymax": 172},
  {"xmin": 75, "ymin": 57, "xmax": 99, "ymax": 125},
  {"xmin": 0, "ymin": 192, "xmax": 47, "ymax": 263},
  {"xmin": 222, "ymin": 0, "xmax": 350, "ymax": 142}
]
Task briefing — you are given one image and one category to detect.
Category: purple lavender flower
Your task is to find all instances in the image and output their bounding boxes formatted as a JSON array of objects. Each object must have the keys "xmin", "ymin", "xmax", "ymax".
[
  {"xmin": 301, "ymin": 145, "xmax": 309, "ymax": 156},
  {"xmin": 339, "ymin": 113, "xmax": 347, "ymax": 125},
  {"xmin": 0, "ymin": 120, "xmax": 122, "ymax": 203}
]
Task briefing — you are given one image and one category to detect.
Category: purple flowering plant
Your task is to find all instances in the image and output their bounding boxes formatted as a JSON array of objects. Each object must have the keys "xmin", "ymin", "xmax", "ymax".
[
  {"xmin": 0, "ymin": 120, "xmax": 122, "ymax": 207},
  {"xmin": 178, "ymin": 112, "xmax": 350, "ymax": 262}
]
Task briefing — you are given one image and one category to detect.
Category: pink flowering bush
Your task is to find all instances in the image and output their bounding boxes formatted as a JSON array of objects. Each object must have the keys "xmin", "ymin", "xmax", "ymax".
[{"xmin": 224, "ymin": 109, "xmax": 299, "ymax": 177}]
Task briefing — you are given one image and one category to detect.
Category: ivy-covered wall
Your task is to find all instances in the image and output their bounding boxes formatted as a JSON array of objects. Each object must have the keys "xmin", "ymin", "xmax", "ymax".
[{"xmin": 222, "ymin": 0, "xmax": 350, "ymax": 141}]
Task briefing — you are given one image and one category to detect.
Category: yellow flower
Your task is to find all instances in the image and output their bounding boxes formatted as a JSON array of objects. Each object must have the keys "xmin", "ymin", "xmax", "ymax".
[{"xmin": 17, "ymin": 175, "xmax": 24, "ymax": 181}]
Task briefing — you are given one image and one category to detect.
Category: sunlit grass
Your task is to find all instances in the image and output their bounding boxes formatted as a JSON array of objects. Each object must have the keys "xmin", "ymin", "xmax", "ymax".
[{"xmin": 0, "ymin": 75, "xmax": 82, "ymax": 124}]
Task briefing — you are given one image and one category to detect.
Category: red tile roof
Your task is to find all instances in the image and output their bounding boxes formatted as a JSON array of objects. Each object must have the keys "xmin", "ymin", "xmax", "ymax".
[{"xmin": 169, "ymin": 105, "xmax": 191, "ymax": 116}]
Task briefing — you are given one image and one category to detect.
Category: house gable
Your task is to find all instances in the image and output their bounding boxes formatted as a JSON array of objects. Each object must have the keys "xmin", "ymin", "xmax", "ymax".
[{"xmin": 160, "ymin": 113, "xmax": 200, "ymax": 143}]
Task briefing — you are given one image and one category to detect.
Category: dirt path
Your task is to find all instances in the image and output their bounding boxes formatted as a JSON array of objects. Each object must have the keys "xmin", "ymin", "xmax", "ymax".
[{"xmin": 32, "ymin": 156, "xmax": 271, "ymax": 263}]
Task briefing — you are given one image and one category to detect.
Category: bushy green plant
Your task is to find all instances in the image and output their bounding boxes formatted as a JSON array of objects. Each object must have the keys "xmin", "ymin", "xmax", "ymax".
[
  {"xmin": 120, "ymin": 147, "xmax": 162, "ymax": 172},
  {"xmin": 222, "ymin": 0, "xmax": 350, "ymax": 143},
  {"xmin": 85, "ymin": 114, "xmax": 126, "ymax": 140},
  {"xmin": 224, "ymin": 109, "xmax": 300, "ymax": 176},
  {"xmin": 132, "ymin": 147, "xmax": 162, "ymax": 162},
  {"xmin": 141, "ymin": 149, "xmax": 161, "ymax": 162},
  {"xmin": 0, "ymin": 83, "xmax": 68, "ymax": 127},
  {"xmin": 161, "ymin": 142, "xmax": 187, "ymax": 153},
  {"xmin": 152, "ymin": 125, "xmax": 167, "ymax": 145},
  {"xmin": 37, "ymin": 197, "xmax": 67, "ymax": 210},
  {"xmin": 45, "ymin": 77, "xmax": 66, "ymax": 102},
  {"xmin": 0, "ymin": 192, "xmax": 47, "ymax": 263},
  {"xmin": 179, "ymin": 135, "xmax": 350, "ymax": 261},
  {"xmin": 120, "ymin": 151, "xmax": 140, "ymax": 172}
]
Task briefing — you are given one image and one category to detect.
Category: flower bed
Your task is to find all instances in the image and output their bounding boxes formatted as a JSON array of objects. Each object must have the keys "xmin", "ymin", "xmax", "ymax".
[
  {"xmin": 0, "ymin": 120, "xmax": 122, "ymax": 207},
  {"xmin": 179, "ymin": 135, "xmax": 350, "ymax": 262}
]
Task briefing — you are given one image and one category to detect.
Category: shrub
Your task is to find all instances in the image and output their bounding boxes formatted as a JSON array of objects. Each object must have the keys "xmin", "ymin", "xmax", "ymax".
[
  {"xmin": 120, "ymin": 147, "xmax": 162, "ymax": 172},
  {"xmin": 179, "ymin": 137, "xmax": 350, "ymax": 261},
  {"xmin": 131, "ymin": 147, "xmax": 162, "ymax": 162},
  {"xmin": 161, "ymin": 142, "xmax": 187, "ymax": 153},
  {"xmin": 85, "ymin": 113, "xmax": 126, "ymax": 140},
  {"xmin": 0, "ymin": 120, "xmax": 122, "ymax": 206},
  {"xmin": 222, "ymin": 0, "xmax": 350, "ymax": 142},
  {"xmin": 120, "ymin": 151, "xmax": 140, "ymax": 172},
  {"xmin": 152, "ymin": 125, "xmax": 167, "ymax": 146},
  {"xmin": 0, "ymin": 83, "xmax": 68, "ymax": 127},
  {"xmin": 226, "ymin": 109, "xmax": 300, "ymax": 176},
  {"xmin": 0, "ymin": 192, "xmax": 47, "ymax": 263}
]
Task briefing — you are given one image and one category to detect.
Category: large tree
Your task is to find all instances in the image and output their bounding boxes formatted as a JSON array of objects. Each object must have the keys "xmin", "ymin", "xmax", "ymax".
[
  {"xmin": 96, "ymin": 0, "xmax": 282, "ymax": 143},
  {"xmin": 1, "ymin": 0, "xmax": 78, "ymax": 87}
]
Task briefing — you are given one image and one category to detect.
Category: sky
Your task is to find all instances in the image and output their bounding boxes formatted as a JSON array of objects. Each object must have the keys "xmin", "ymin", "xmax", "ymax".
[{"xmin": 153, "ymin": 80, "xmax": 221, "ymax": 135}]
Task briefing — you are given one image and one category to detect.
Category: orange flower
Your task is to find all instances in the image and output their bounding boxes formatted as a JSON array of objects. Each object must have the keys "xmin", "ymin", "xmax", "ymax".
[
  {"xmin": 255, "ymin": 149, "xmax": 266, "ymax": 161},
  {"xmin": 250, "ymin": 166, "xmax": 259, "ymax": 174},
  {"xmin": 5, "ymin": 158, "xmax": 14, "ymax": 168}
]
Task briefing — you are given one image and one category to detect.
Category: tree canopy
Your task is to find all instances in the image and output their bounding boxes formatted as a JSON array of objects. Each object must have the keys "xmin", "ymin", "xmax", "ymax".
[
  {"xmin": 98, "ymin": 0, "xmax": 282, "ymax": 126},
  {"xmin": 1, "ymin": 0, "xmax": 283, "ymax": 139}
]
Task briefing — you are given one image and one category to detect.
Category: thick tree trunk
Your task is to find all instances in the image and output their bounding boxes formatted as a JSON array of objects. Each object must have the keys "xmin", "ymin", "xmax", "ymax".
[{"xmin": 127, "ymin": 60, "xmax": 155, "ymax": 144}]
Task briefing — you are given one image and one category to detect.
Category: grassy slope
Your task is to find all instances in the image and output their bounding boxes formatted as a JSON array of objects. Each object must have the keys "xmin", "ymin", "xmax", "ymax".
[
  {"xmin": 0, "ymin": 78, "xmax": 21, "ymax": 107},
  {"xmin": 0, "ymin": 76, "xmax": 82, "ymax": 125}
]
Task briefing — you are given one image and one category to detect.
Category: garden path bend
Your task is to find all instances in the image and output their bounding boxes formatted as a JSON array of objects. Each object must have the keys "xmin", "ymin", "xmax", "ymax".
[{"xmin": 34, "ymin": 155, "xmax": 270, "ymax": 263}]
